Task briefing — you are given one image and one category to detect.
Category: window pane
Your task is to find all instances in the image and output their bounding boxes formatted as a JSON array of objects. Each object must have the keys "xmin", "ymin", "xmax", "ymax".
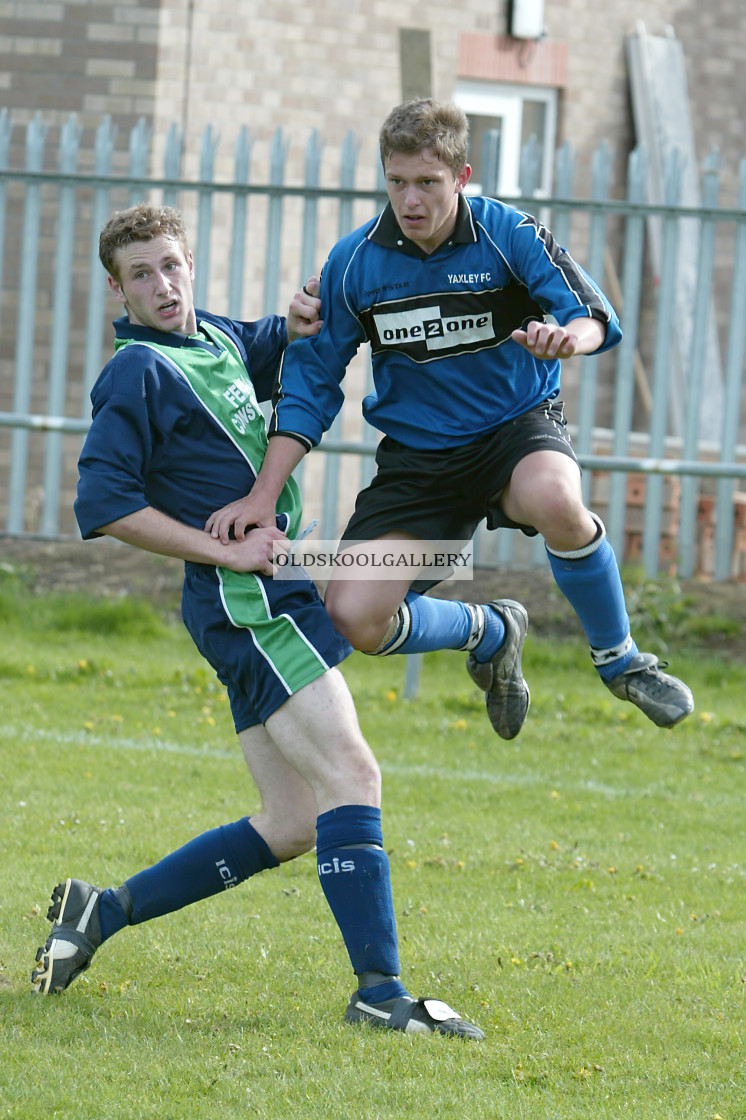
[
  {"xmin": 521, "ymin": 100, "xmax": 547, "ymax": 148},
  {"xmin": 466, "ymin": 114, "xmax": 503, "ymax": 194}
]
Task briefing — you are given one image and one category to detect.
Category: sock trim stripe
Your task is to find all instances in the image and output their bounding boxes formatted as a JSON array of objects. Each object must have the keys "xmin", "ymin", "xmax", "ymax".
[
  {"xmin": 590, "ymin": 633, "xmax": 634, "ymax": 666},
  {"xmin": 547, "ymin": 512, "xmax": 606, "ymax": 561},
  {"xmin": 373, "ymin": 601, "xmax": 412, "ymax": 656}
]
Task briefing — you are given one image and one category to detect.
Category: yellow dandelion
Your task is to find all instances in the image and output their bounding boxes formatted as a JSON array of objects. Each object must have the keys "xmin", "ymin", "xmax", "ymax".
[
  {"xmin": 83, "ymin": 721, "xmax": 94, "ymax": 730},
  {"xmin": 676, "ymin": 927, "xmax": 683, "ymax": 935},
  {"xmin": 78, "ymin": 659, "xmax": 88, "ymax": 669},
  {"xmin": 550, "ymin": 790, "xmax": 560, "ymax": 799},
  {"xmin": 26, "ymin": 665, "xmax": 35, "ymax": 674},
  {"xmin": 551, "ymin": 840, "xmax": 559, "ymax": 850},
  {"xmin": 386, "ymin": 689, "xmax": 397, "ymax": 701},
  {"xmin": 699, "ymin": 711, "xmax": 714, "ymax": 723}
]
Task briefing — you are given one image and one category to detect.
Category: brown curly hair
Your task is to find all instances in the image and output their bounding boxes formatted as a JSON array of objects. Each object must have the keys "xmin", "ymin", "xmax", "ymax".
[{"xmin": 99, "ymin": 203, "xmax": 190, "ymax": 280}]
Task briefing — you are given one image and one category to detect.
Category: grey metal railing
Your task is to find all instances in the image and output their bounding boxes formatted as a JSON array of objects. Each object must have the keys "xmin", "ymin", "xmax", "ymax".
[{"xmin": 1, "ymin": 110, "xmax": 745, "ymax": 582}]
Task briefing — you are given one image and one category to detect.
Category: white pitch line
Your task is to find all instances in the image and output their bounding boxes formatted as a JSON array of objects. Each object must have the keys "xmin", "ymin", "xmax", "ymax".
[{"xmin": 1, "ymin": 722, "xmax": 734, "ymax": 806}]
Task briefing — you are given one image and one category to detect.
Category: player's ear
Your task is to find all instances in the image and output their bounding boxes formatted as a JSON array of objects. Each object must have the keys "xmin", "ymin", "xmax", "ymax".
[
  {"xmin": 107, "ymin": 274, "xmax": 126, "ymax": 304},
  {"xmin": 456, "ymin": 164, "xmax": 472, "ymax": 193}
]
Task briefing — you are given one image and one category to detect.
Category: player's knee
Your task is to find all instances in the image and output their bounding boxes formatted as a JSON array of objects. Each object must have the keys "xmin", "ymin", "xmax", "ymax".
[{"xmin": 326, "ymin": 597, "xmax": 389, "ymax": 652}]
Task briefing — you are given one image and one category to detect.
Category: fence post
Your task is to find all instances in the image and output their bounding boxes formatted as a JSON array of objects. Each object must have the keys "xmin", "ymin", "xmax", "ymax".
[
  {"xmin": 7, "ymin": 112, "xmax": 47, "ymax": 532},
  {"xmin": 0, "ymin": 109, "xmax": 11, "ymax": 338},
  {"xmin": 42, "ymin": 114, "xmax": 83, "ymax": 535},
  {"xmin": 128, "ymin": 116, "xmax": 152, "ymax": 205},
  {"xmin": 227, "ymin": 126, "xmax": 253, "ymax": 319},
  {"xmin": 642, "ymin": 148, "xmax": 683, "ymax": 576},
  {"xmin": 678, "ymin": 148, "xmax": 722, "ymax": 576},
  {"xmin": 82, "ymin": 116, "xmax": 117, "ymax": 404},
  {"xmin": 300, "ymin": 128, "xmax": 322, "ymax": 281},
  {"xmin": 715, "ymin": 157, "xmax": 746, "ymax": 579},
  {"xmin": 577, "ymin": 140, "xmax": 613, "ymax": 507},
  {"xmin": 263, "ymin": 127, "xmax": 288, "ymax": 316},
  {"xmin": 551, "ymin": 139, "xmax": 576, "ymax": 248},
  {"xmin": 291, "ymin": 129, "xmax": 324, "ymax": 496},
  {"xmin": 193, "ymin": 123, "xmax": 219, "ymax": 310},
  {"xmin": 163, "ymin": 122, "xmax": 183, "ymax": 208},
  {"xmin": 607, "ymin": 145, "xmax": 648, "ymax": 558},
  {"xmin": 320, "ymin": 129, "xmax": 359, "ymax": 540}
]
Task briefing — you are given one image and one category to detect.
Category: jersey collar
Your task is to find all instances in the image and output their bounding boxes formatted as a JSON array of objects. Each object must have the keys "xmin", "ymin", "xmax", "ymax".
[
  {"xmin": 113, "ymin": 314, "xmax": 223, "ymax": 355},
  {"xmin": 366, "ymin": 195, "xmax": 478, "ymax": 258}
]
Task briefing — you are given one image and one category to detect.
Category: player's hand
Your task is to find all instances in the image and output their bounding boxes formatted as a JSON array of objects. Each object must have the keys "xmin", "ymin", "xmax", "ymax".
[
  {"xmin": 205, "ymin": 493, "xmax": 277, "ymax": 544},
  {"xmin": 511, "ymin": 320, "xmax": 580, "ymax": 360},
  {"xmin": 287, "ymin": 276, "xmax": 323, "ymax": 342},
  {"xmin": 222, "ymin": 526, "xmax": 289, "ymax": 575}
]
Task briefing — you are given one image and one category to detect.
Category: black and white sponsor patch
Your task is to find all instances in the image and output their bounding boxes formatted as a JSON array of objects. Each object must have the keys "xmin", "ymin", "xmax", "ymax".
[{"xmin": 360, "ymin": 284, "xmax": 544, "ymax": 363}]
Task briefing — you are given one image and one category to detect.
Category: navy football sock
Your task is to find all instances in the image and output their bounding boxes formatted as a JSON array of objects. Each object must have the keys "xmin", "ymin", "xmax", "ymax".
[
  {"xmin": 100, "ymin": 817, "xmax": 279, "ymax": 933},
  {"xmin": 547, "ymin": 524, "xmax": 639, "ymax": 680},
  {"xmin": 315, "ymin": 804, "xmax": 407, "ymax": 997}
]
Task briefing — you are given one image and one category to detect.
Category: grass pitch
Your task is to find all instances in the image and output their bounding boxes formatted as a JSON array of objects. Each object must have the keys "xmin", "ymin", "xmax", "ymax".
[{"xmin": 0, "ymin": 572, "xmax": 744, "ymax": 1119}]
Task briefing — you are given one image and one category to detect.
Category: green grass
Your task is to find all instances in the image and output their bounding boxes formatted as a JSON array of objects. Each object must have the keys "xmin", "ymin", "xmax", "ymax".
[{"xmin": 0, "ymin": 582, "xmax": 744, "ymax": 1119}]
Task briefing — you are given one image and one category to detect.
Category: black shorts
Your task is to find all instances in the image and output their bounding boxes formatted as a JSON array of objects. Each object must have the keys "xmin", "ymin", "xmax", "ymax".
[{"xmin": 341, "ymin": 399, "xmax": 577, "ymax": 546}]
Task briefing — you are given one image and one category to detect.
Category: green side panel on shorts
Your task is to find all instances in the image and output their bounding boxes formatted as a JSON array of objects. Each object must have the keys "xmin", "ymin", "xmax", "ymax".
[{"xmin": 218, "ymin": 568, "xmax": 329, "ymax": 694}]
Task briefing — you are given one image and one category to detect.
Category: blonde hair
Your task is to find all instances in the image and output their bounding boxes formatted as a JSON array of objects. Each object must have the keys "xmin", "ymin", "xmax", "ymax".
[
  {"xmin": 99, "ymin": 203, "xmax": 190, "ymax": 280},
  {"xmin": 379, "ymin": 98, "xmax": 469, "ymax": 177}
]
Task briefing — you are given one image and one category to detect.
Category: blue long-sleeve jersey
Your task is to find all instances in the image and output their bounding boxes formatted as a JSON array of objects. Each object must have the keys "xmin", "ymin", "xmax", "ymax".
[
  {"xmin": 271, "ymin": 194, "xmax": 622, "ymax": 451},
  {"xmin": 75, "ymin": 310, "xmax": 287, "ymax": 539}
]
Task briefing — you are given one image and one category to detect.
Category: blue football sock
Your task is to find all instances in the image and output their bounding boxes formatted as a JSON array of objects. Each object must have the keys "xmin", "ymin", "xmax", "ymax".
[
  {"xmin": 315, "ymin": 804, "xmax": 406, "ymax": 996},
  {"xmin": 102, "ymin": 817, "xmax": 279, "ymax": 933},
  {"xmin": 379, "ymin": 591, "xmax": 504, "ymax": 660},
  {"xmin": 471, "ymin": 603, "xmax": 508, "ymax": 663},
  {"xmin": 547, "ymin": 531, "xmax": 639, "ymax": 680}
]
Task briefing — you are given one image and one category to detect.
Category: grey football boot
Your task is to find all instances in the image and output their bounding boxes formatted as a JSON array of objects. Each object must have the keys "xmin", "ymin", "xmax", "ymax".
[
  {"xmin": 31, "ymin": 878, "xmax": 104, "ymax": 993},
  {"xmin": 466, "ymin": 599, "xmax": 530, "ymax": 739},
  {"xmin": 604, "ymin": 652, "xmax": 694, "ymax": 727},
  {"xmin": 345, "ymin": 991, "xmax": 485, "ymax": 1039}
]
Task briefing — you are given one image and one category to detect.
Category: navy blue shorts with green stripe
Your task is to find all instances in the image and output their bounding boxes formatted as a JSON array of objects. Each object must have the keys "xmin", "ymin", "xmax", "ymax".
[{"xmin": 181, "ymin": 563, "xmax": 352, "ymax": 731}]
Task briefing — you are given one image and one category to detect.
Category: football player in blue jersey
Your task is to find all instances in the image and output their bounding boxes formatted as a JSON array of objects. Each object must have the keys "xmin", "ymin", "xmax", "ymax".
[
  {"xmin": 30, "ymin": 202, "xmax": 484, "ymax": 1040},
  {"xmin": 207, "ymin": 98, "xmax": 693, "ymax": 736}
]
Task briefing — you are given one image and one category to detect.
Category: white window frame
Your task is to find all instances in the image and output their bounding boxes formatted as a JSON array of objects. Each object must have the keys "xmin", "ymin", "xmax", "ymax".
[{"xmin": 455, "ymin": 78, "xmax": 558, "ymax": 198}]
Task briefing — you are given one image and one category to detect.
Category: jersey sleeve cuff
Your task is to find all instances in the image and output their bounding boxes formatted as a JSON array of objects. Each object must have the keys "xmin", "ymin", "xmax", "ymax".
[{"xmin": 268, "ymin": 429, "xmax": 316, "ymax": 452}]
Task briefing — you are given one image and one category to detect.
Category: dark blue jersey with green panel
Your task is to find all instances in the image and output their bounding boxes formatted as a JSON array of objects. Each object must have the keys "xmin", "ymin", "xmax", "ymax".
[{"xmin": 75, "ymin": 311, "xmax": 294, "ymax": 539}]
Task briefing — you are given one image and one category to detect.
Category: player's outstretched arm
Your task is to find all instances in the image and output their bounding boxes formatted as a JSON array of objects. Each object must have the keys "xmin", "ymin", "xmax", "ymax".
[
  {"xmin": 99, "ymin": 506, "xmax": 288, "ymax": 575},
  {"xmin": 206, "ymin": 434, "xmax": 308, "ymax": 544}
]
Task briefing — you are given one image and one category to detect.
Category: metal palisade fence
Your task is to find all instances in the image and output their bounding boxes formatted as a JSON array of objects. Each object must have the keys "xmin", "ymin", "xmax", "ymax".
[{"xmin": 0, "ymin": 109, "xmax": 745, "ymax": 582}]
